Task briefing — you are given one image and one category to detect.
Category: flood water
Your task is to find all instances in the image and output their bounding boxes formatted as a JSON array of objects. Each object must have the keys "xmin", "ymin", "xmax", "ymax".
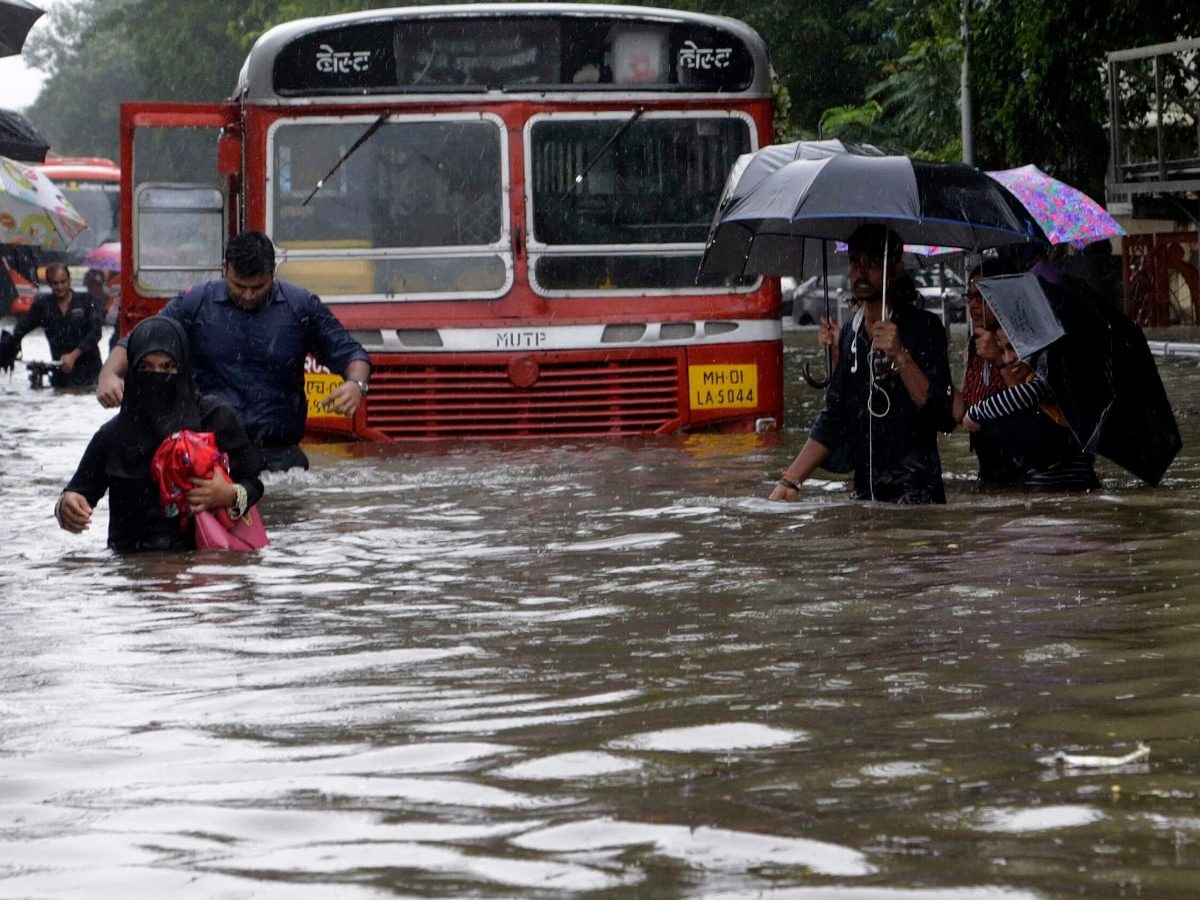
[{"xmin": 3, "ymin": 324, "xmax": 1200, "ymax": 898}]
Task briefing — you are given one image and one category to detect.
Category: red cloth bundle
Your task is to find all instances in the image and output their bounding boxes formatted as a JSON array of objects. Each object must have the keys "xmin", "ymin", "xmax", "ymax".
[{"xmin": 151, "ymin": 430, "xmax": 268, "ymax": 550}]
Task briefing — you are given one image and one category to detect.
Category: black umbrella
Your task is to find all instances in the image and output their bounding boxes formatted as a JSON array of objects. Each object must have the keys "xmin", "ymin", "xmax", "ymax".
[
  {"xmin": 704, "ymin": 140, "xmax": 891, "ymax": 387},
  {"xmin": 710, "ymin": 139, "xmax": 889, "ymax": 227},
  {"xmin": 699, "ymin": 152, "xmax": 1047, "ymax": 282},
  {"xmin": 0, "ymin": 108, "xmax": 49, "ymax": 162},
  {"xmin": 0, "ymin": 0, "xmax": 44, "ymax": 59},
  {"xmin": 976, "ymin": 271, "xmax": 1181, "ymax": 486}
]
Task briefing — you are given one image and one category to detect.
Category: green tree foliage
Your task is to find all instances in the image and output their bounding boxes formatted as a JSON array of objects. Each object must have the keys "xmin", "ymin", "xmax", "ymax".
[
  {"xmin": 23, "ymin": 0, "xmax": 137, "ymax": 159},
  {"xmin": 18, "ymin": 0, "xmax": 1196, "ymax": 204},
  {"xmin": 111, "ymin": 0, "xmax": 278, "ymax": 102},
  {"xmin": 969, "ymin": 0, "xmax": 1196, "ymax": 199},
  {"xmin": 665, "ymin": 0, "xmax": 879, "ymax": 140},
  {"xmin": 866, "ymin": 34, "xmax": 962, "ymax": 159}
]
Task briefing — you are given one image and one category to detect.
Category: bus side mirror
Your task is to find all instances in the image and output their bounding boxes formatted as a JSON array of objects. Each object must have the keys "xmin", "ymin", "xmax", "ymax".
[{"xmin": 217, "ymin": 131, "xmax": 241, "ymax": 176}]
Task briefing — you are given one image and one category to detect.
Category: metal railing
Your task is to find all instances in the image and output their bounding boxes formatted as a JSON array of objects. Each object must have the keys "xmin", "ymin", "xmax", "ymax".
[{"xmin": 1108, "ymin": 38, "xmax": 1200, "ymax": 198}]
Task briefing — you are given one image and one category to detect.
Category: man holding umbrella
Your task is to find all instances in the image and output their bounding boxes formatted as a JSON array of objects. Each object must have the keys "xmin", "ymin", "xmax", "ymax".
[{"xmin": 770, "ymin": 225, "xmax": 955, "ymax": 504}]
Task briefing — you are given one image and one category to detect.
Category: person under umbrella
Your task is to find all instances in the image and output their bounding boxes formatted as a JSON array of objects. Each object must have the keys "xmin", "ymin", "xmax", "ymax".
[
  {"xmin": 972, "ymin": 268, "xmax": 1181, "ymax": 488},
  {"xmin": 953, "ymin": 259, "xmax": 1029, "ymax": 484},
  {"xmin": 961, "ymin": 323, "xmax": 1100, "ymax": 491},
  {"xmin": 55, "ymin": 317, "xmax": 264, "ymax": 552},
  {"xmin": 770, "ymin": 224, "xmax": 955, "ymax": 504}
]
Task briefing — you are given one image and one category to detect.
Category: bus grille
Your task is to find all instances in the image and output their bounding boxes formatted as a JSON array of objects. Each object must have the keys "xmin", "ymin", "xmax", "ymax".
[{"xmin": 365, "ymin": 357, "xmax": 681, "ymax": 439}]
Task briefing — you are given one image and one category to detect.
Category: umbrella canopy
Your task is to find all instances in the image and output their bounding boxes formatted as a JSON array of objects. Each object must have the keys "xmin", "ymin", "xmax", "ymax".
[
  {"xmin": 977, "ymin": 271, "xmax": 1180, "ymax": 485},
  {"xmin": 703, "ymin": 140, "xmax": 893, "ymax": 283},
  {"xmin": 0, "ymin": 154, "xmax": 88, "ymax": 249},
  {"xmin": 0, "ymin": 108, "xmax": 49, "ymax": 162},
  {"xmin": 987, "ymin": 165, "xmax": 1125, "ymax": 249},
  {"xmin": 975, "ymin": 272, "xmax": 1066, "ymax": 360},
  {"xmin": 699, "ymin": 152, "xmax": 1047, "ymax": 280},
  {"xmin": 711, "ymin": 139, "xmax": 889, "ymax": 224},
  {"xmin": 82, "ymin": 240, "xmax": 120, "ymax": 271},
  {"xmin": 0, "ymin": 0, "xmax": 44, "ymax": 59}
]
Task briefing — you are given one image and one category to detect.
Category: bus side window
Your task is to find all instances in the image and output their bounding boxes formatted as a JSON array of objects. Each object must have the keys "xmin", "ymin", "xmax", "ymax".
[{"xmin": 133, "ymin": 184, "xmax": 224, "ymax": 295}]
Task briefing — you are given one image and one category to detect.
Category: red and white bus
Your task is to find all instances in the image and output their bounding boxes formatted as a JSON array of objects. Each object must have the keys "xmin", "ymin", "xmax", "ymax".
[{"xmin": 118, "ymin": 3, "xmax": 783, "ymax": 441}]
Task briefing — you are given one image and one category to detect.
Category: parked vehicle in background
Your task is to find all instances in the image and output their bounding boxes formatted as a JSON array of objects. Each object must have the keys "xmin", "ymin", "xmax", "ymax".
[
  {"xmin": 782, "ymin": 260, "xmax": 966, "ymax": 327},
  {"xmin": 0, "ymin": 158, "xmax": 119, "ymax": 317},
  {"xmin": 783, "ymin": 273, "xmax": 852, "ymax": 325},
  {"xmin": 34, "ymin": 156, "xmax": 121, "ymax": 265},
  {"xmin": 909, "ymin": 263, "xmax": 966, "ymax": 323},
  {"xmin": 0, "ymin": 251, "xmax": 38, "ymax": 317}
]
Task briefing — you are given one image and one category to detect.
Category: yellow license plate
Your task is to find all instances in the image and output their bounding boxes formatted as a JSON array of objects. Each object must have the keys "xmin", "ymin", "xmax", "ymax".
[
  {"xmin": 688, "ymin": 364, "xmax": 758, "ymax": 410},
  {"xmin": 305, "ymin": 372, "xmax": 343, "ymax": 419}
]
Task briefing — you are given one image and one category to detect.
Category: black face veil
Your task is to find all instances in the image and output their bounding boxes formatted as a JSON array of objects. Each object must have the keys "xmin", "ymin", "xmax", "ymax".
[{"xmin": 109, "ymin": 317, "xmax": 203, "ymax": 477}]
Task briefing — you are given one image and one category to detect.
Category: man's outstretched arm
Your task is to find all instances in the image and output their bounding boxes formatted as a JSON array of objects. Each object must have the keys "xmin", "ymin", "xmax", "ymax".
[{"xmin": 97, "ymin": 343, "xmax": 128, "ymax": 408}]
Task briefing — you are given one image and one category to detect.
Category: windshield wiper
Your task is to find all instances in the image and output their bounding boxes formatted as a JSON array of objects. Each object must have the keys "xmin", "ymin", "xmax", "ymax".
[
  {"xmin": 559, "ymin": 106, "xmax": 644, "ymax": 200},
  {"xmin": 302, "ymin": 111, "xmax": 391, "ymax": 206}
]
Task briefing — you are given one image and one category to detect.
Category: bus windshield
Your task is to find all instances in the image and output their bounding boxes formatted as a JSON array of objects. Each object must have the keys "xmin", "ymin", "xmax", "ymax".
[
  {"xmin": 271, "ymin": 115, "xmax": 507, "ymax": 298},
  {"xmin": 529, "ymin": 112, "xmax": 752, "ymax": 291},
  {"xmin": 58, "ymin": 181, "xmax": 120, "ymax": 256}
]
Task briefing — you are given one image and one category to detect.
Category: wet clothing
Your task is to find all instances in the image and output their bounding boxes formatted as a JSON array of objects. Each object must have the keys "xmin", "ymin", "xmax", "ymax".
[
  {"xmin": 9, "ymin": 290, "xmax": 103, "ymax": 387},
  {"xmin": 966, "ymin": 374, "xmax": 1099, "ymax": 490},
  {"xmin": 961, "ymin": 347, "xmax": 1022, "ymax": 483},
  {"xmin": 63, "ymin": 317, "xmax": 264, "ymax": 553},
  {"xmin": 810, "ymin": 281, "xmax": 955, "ymax": 504},
  {"xmin": 126, "ymin": 278, "xmax": 370, "ymax": 469},
  {"xmin": 65, "ymin": 400, "xmax": 265, "ymax": 552}
]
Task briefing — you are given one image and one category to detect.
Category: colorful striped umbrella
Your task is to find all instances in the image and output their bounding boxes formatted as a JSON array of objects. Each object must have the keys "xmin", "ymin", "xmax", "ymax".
[
  {"xmin": 986, "ymin": 165, "xmax": 1125, "ymax": 250},
  {"xmin": 0, "ymin": 154, "xmax": 88, "ymax": 249}
]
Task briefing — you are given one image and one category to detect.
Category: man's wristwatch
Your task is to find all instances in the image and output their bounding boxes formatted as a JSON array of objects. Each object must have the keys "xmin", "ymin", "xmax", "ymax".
[{"xmin": 353, "ymin": 380, "xmax": 369, "ymax": 396}]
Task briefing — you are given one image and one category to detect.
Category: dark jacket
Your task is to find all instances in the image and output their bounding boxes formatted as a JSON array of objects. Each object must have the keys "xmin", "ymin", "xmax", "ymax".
[
  {"xmin": 65, "ymin": 398, "xmax": 264, "ymax": 552},
  {"xmin": 147, "ymin": 279, "xmax": 369, "ymax": 449},
  {"xmin": 11, "ymin": 290, "xmax": 103, "ymax": 387},
  {"xmin": 809, "ymin": 281, "xmax": 955, "ymax": 504}
]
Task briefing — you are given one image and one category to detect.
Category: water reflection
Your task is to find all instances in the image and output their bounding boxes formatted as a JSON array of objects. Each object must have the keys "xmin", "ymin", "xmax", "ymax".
[{"xmin": 2, "ymin": 327, "xmax": 1200, "ymax": 896}]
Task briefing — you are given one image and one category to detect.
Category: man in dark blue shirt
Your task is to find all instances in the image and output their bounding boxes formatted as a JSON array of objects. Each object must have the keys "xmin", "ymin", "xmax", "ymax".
[
  {"xmin": 98, "ymin": 231, "xmax": 371, "ymax": 471},
  {"xmin": 3, "ymin": 262, "xmax": 103, "ymax": 387}
]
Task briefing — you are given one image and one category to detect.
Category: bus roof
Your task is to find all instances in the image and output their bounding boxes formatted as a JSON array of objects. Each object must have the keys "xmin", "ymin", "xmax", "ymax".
[
  {"xmin": 37, "ymin": 157, "xmax": 120, "ymax": 180},
  {"xmin": 235, "ymin": 3, "xmax": 773, "ymax": 103}
]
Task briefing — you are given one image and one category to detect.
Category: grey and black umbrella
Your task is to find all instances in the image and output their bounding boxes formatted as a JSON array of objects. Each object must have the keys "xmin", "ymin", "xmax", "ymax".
[
  {"xmin": 0, "ymin": 0, "xmax": 44, "ymax": 59},
  {"xmin": 0, "ymin": 108, "xmax": 49, "ymax": 162},
  {"xmin": 700, "ymin": 152, "xmax": 1047, "ymax": 282},
  {"xmin": 700, "ymin": 145, "xmax": 1047, "ymax": 386}
]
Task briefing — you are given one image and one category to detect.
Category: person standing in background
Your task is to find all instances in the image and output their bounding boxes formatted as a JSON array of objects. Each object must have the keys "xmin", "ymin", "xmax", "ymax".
[{"xmin": 0, "ymin": 262, "xmax": 103, "ymax": 387}]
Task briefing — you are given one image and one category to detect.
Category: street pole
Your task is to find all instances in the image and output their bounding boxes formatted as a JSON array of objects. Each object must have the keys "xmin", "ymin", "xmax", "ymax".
[{"xmin": 961, "ymin": 0, "xmax": 974, "ymax": 165}]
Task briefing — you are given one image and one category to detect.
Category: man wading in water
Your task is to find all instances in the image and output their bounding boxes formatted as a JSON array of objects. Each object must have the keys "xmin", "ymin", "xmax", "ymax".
[{"xmin": 769, "ymin": 224, "xmax": 955, "ymax": 504}]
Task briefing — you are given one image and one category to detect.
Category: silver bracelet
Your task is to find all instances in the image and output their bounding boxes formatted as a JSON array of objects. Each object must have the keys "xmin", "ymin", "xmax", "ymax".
[{"xmin": 229, "ymin": 484, "xmax": 249, "ymax": 520}]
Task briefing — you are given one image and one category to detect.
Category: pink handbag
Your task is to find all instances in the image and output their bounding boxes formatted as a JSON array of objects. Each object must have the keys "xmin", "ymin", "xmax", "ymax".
[{"xmin": 193, "ymin": 507, "xmax": 270, "ymax": 552}]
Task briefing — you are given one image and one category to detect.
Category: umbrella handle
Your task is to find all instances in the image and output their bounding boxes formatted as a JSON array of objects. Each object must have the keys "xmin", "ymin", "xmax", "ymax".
[
  {"xmin": 802, "ymin": 239, "xmax": 834, "ymax": 389},
  {"xmin": 802, "ymin": 345, "xmax": 832, "ymax": 389}
]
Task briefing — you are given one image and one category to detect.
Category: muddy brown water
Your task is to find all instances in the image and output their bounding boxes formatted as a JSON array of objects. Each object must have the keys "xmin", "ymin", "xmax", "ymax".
[{"xmin": 2, "ymin": 325, "xmax": 1199, "ymax": 898}]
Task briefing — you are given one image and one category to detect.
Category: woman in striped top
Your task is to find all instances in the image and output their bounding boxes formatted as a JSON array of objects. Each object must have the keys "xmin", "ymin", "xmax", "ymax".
[{"xmin": 962, "ymin": 326, "xmax": 1099, "ymax": 491}]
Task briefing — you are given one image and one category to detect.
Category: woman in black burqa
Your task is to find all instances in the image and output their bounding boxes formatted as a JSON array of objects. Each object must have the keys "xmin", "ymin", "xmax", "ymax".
[{"xmin": 55, "ymin": 317, "xmax": 264, "ymax": 552}]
